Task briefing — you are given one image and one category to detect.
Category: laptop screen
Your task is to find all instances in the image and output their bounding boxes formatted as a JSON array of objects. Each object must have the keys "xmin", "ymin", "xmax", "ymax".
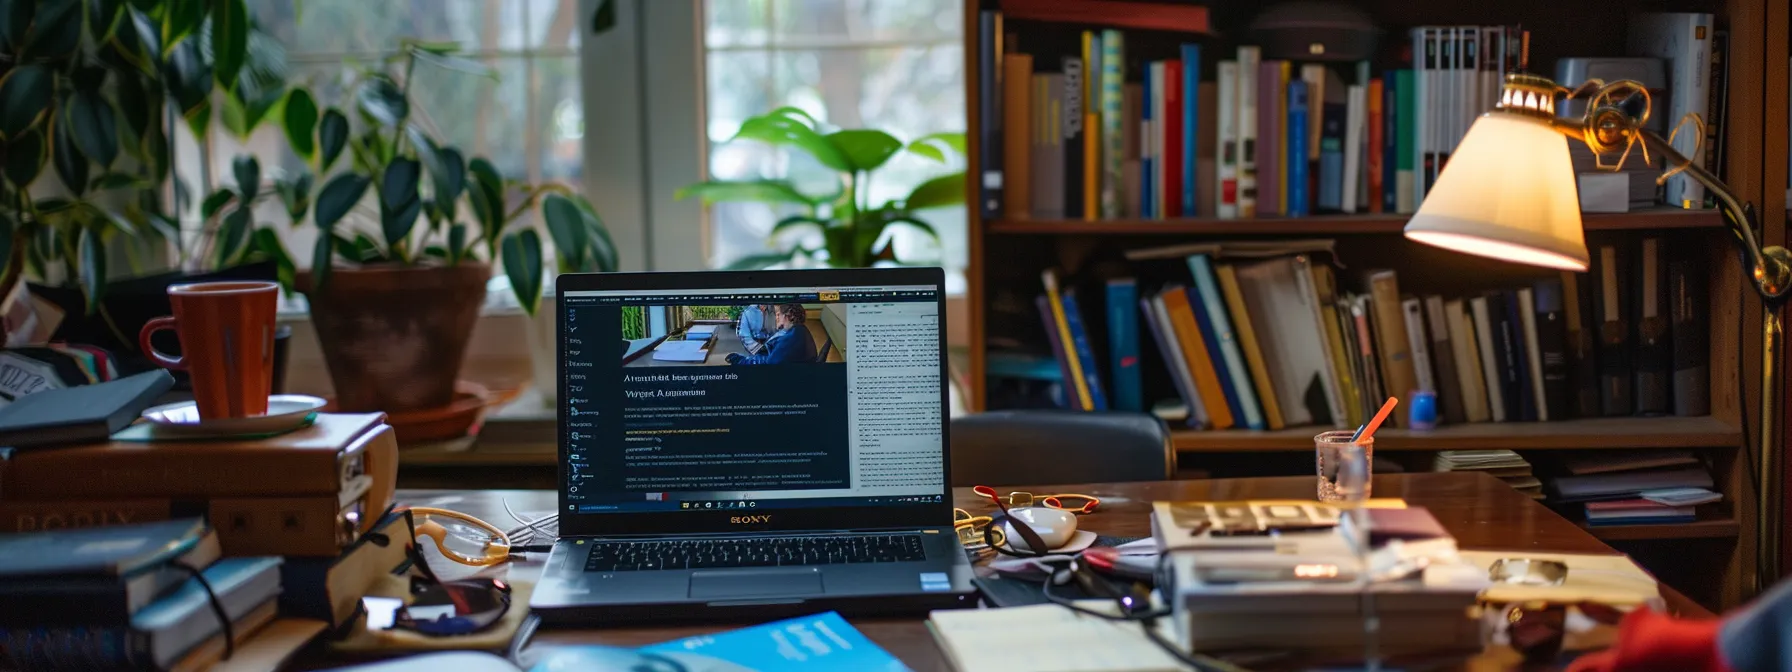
[{"xmin": 559, "ymin": 283, "xmax": 946, "ymax": 515}]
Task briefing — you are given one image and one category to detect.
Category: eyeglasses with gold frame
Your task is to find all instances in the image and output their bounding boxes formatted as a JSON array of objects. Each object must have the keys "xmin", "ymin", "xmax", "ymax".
[{"xmin": 971, "ymin": 486, "xmax": 1101, "ymax": 514}]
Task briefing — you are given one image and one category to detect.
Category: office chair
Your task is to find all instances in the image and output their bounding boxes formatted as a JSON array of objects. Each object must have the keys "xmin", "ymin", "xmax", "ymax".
[
  {"xmin": 818, "ymin": 336, "xmax": 833, "ymax": 361},
  {"xmin": 949, "ymin": 410, "xmax": 1176, "ymax": 487}
]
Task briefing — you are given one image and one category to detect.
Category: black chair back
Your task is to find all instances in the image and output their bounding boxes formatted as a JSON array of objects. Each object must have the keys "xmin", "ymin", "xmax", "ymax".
[{"xmin": 948, "ymin": 410, "xmax": 1175, "ymax": 487}]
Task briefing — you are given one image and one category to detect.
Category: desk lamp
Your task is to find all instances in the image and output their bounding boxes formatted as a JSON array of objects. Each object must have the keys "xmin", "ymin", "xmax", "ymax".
[{"xmin": 1404, "ymin": 74, "xmax": 1789, "ymax": 589}]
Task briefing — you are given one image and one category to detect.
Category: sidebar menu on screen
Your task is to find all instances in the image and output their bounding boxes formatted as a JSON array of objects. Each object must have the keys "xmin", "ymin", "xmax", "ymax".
[{"xmin": 561, "ymin": 301, "xmax": 618, "ymax": 508}]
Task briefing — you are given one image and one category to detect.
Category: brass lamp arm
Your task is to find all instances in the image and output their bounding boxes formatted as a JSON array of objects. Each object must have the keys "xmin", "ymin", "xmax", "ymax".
[{"xmin": 1546, "ymin": 117, "xmax": 1792, "ymax": 304}]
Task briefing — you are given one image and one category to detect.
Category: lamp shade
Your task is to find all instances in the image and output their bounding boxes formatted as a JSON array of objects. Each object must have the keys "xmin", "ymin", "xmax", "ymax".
[{"xmin": 1403, "ymin": 113, "xmax": 1590, "ymax": 271}]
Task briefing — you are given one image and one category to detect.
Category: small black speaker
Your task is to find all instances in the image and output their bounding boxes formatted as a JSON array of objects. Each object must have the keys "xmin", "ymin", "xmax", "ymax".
[{"xmin": 1248, "ymin": 1, "xmax": 1381, "ymax": 63}]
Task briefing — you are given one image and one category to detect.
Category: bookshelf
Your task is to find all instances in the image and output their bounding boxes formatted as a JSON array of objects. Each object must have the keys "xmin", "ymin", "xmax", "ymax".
[{"xmin": 960, "ymin": 0, "xmax": 1789, "ymax": 610}]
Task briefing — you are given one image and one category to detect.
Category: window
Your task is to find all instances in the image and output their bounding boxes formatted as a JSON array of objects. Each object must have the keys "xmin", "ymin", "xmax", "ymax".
[
  {"xmin": 175, "ymin": 1, "xmax": 583, "ymax": 279},
  {"xmin": 700, "ymin": 0, "xmax": 966, "ymax": 289}
]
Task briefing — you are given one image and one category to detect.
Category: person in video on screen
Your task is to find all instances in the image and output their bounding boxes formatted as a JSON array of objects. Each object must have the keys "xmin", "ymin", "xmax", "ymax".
[
  {"xmin": 726, "ymin": 303, "xmax": 818, "ymax": 365},
  {"xmin": 738, "ymin": 303, "xmax": 774, "ymax": 353}
]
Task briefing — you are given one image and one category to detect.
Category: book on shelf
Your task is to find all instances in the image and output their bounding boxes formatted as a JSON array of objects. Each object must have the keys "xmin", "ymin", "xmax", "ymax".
[
  {"xmin": 1040, "ymin": 269, "xmax": 1096, "ymax": 411},
  {"xmin": 1002, "ymin": 53, "xmax": 1034, "ymax": 220},
  {"xmin": 1106, "ymin": 279, "xmax": 1143, "ymax": 413},
  {"xmin": 1401, "ymin": 297, "xmax": 1436, "ymax": 395},
  {"xmin": 1627, "ymin": 12, "xmax": 1712, "ymax": 209},
  {"xmin": 1424, "ymin": 296, "xmax": 1467, "ymax": 424},
  {"xmin": 1216, "ymin": 60, "xmax": 1239, "ymax": 219},
  {"xmin": 1236, "ymin": 46, "xmax": 1261, "ymax": 218},
  {"xmin": 1669, "ymin": 257, "xmax": 1710, "ymax": 416},
  {"xmin": 1634, "ymin": 237, "xmax": 1671, "ymax": 415},
  {"xmin": 977, "ymin": 10, "xmax": 1003, "ymax": 219},
  {"xmin": 1142, "ymin": 292, "xmax": 1209, "ymax": 428},
  {"xmin": 1594, "ymin": 244, "xmax": 1634, "ymax": 416},
  {"xmin": 1256, "ymin": 60, "xmax": 1285, "ymax": 217},
  {"xmin": 1367, "ymin": 271, "xmax": 1417, "ymax": 426},
  {"xmin": 1286, "ymin": 79, "xmax": 1311, "ymax": 217},
  {"xmin": 1189, "ymin": 256, "xmax": 1264, "ymax": 429},
  {"xmin": 1517, "ymin": 287, "xmax": 1546, "ymax": 421},
  {"xmin": 1534, "ymin": 279, "xmax": 1573, "ymax": 422}
]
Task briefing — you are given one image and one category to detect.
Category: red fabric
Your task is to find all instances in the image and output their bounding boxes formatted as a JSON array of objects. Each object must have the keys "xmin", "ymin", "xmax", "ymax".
[{"xmin": 1567, "ymin": 609, "xmax": 1731, "ymax": 672}]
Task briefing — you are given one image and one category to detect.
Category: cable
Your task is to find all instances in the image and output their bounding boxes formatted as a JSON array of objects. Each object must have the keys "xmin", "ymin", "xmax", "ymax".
[
  {"xmin": 1030, "ymin": 552, "xmax": 1255, "ymax": 672},
  {"xmin": 507, "ymin": 613, "xmax": 542, "ymax": 667}
]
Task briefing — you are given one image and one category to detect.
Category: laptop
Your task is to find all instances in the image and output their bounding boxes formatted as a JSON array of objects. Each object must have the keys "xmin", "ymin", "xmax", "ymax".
[{"xmin": 531, "ymin": 268, "xmax": 975, "ymax": 624}]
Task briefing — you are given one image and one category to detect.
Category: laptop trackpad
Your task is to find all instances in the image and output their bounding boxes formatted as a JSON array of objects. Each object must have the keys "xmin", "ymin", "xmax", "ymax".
[{"xmin": 689, "ymin": 568, "xmax": 823, "ymax": 599}]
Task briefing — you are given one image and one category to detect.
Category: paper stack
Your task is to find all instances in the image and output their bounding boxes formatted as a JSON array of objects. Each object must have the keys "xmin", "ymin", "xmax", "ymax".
[
  {"xmin": 652, "ymin": 339, "xmax": 710, "ymax": 362},
  {"xmin": 1545, "ymin": 450, "xmax": 1719, "ymax": 526},
  {"xmin": 1434, "ymin": 450, "xmax": 1542, "ymax": 499}
]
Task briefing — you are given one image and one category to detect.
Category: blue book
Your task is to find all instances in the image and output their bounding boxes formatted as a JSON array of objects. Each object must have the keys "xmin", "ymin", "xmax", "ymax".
[
  {"xmin": 1106, "ymin": 279, "xmax": 1143, "ymax": 412},
  {"xmin": 634, "ymin": 612, "xmax": 910, "ymax": 671},
  {"xmin": 1186, "ymin": 256, "xmax": 1264, "ymax": 429},
  {"xmin": 1141, "ymin": 62, "xmax": 1155, "ymax": 219},
  {"xmin": 1181, "ymin": 44, "xmax": 1201, "ymax": 215},
  {"xmin": 1035, "ymin": 295, "xmax": 1077, "ymax": 408},
  {"xmin": 1316, "ymin": 101, "xmax": 1347, "ymax": 212},
  {"xmin": 1286, "ymin": 80, "xmax": 1310, "ymax": 217},
  {"xmin": 0, "ymin": 557, "xmax": 281, "ymax": 671},
  {"xmin": 1060, "ymin": 290, "xmax": 1111, "ymax": 410},
  {"xmin": 1182, "ymin": 286, "xmax": 1245, "ymax": 425},
  {"xmin": 1381, "ymin": 70, "xmax": 1399, "ymax": 213}
]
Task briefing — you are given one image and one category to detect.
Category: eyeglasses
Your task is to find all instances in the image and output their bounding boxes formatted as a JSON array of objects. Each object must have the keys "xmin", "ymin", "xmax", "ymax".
[
  {"xmin": 971, "ymin": 486, "xmax": 1101, "ymax": 514},
  {"xmin": 953, "ymin": 508, "xmax": 1006, "ymax": 555},
  {"xmin": 405, "ymin": 506, "xmax": 514, "ymax": 567}
]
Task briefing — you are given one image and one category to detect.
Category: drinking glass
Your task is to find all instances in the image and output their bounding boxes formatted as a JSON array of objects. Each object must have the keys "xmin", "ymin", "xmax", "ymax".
[{"xmin": 1315, "ymin": 430, "xmax": 1373, "ymax": 502}]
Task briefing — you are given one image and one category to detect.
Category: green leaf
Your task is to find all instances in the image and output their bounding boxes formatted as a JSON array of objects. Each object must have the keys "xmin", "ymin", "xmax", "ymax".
[
  {"xmin": 249, "ymin": 227, "xmax": 295, "ymax": 292},
  {"xmin": 282, "ymin": 88, "xmax": 319, "ymax": 160},
  {"xmin": 732, "ymin": 112, "xmax": 849, "ymax": 172},
  {"xmin": 401, "ymin": 38, "xmax": 460, "ymax": 55},
  {"xmin": 164, "ymin": 39, "xmax": 212, "ymax": 115},
  {"xmin": 4, "ymin": 130, "xmax": 46, "ymax": 188},
  {"xmin": 232, "ymin": 154, "xmax": 259, "ymax": 201},
  {"xmin": 31, "ymin": 0, "xmax": 82, "ymax": 57},
  {"xmin": 378, "ymin": 157, "xmax": 421, "ymax": 247},
  {"xmin": 78, "ymin": 226, "xmax": 106, "ymax": 313},
  {"xmin": 66, "ymin": 91, "xmax": 120, "ymax": 167},
  {"xmin": 422, "ymin": 244, "xmax": 448, "ymax": 259},
  {"xmin": 113, "ymin": 73, "xmax": 152, "ymax": 143},
  {"xmin": 91, "ymin": 172, "xmax": 149, "ymax": 190},
  {"xmin": 501, "ymin": 229, "xmax": 544, "ymax": 316},
  {"xmin": 467, "ymin": 157, "xmax": 504, "ymax": 250},
  {"xmin": 145, "ymin": 212, "xmax": 179, "ymax": 244},
  {"xmin": 317, "ymin": 108, "xmax": 348, "ymax": 171},
  {"xmin": 590, "ymin": 0, "xmax": 615, "ymax": 33},
  {"xmin": 0, "ymin": 66, "xmax": 53, "ymax": 140},
  {"xmin": 160, "ymin": 0, "xmax": 204, "ymax": 53},
  {"xmin": 0, "ymin": 1, "xmax": 33, "ymax": 49},
  {"xmin": 448, "ymin": 223, "xmax": 468, "ymax": 263},
  {"xmin": 214, "ymin": 206, "xmax": 251, "ymax": 267},
  {"xmin": 674, "ymin": 180, "xmax": 814, "ymax": 205},
  {"xmin": 87, "ymin": 0, "xmax": 123, "ymax": 42},
  {"xmin": 210, "ymin": 0, "xmax": 249, "ymax": 91},
  {"xmin": 314, "ymin": 173, "xmax": 370, "ymax": 229},
  {"xmin": 356, "ymin": 76, "xmax": 407, "ymax": 127},
  {"xmin": 766, "ymin": 106, "xmax": 819, "ymax": 126},
  {"xmin": 904, "ymin": 131, "xmax": 967, "ymax": 163},
  {"xmin": 769, "ymin": 215, "xmax": 830, "ymax": 240},
  {"xmin": 904, "ymin": 172, "xmax": 966, "ymax": 209},
  {"xmin": 349, "ymin": 232, "xmax": 382, "ymax": 262},
  {"xmin": 201, "ymin": 188, "xmax": 236, "ymax": 219},
  {"xmin": 276, "ymin": 170, "xmax": 313, "ymax": 222},
  {"xmin": 826, "ymin": 129, "xmax": 902, "ymax": 172},
  {"xmin": 182, "ymin": 102, "xmax": 211, "ymax": 142},
  {"xmin": 127, "ymin": 8, "xmax": 160, "ymax": 61},
  {"xmin": 51, "ymin": 110, "xmax": 89, "ymax": 194},
  {"xmin": 723, "ymin": 249, "xmax": 801, "ymax": 271},
  {"xmin": 220, "ymin": 82, "xmax": 283, "ymax": 139},
  {"xmin": 0, "ymin": 214, "xmax": 15, "ymax": 281},
  {"xmin": 309, "ymin": 232, "xmax": 332, "ymax": 290},
  {"xmin": 541, "ymin": 193, "xmax": 590, "ymax": 270},
  {"xmin": 411, "ymin": 130, "xmax": 465, "ymax": 218}
]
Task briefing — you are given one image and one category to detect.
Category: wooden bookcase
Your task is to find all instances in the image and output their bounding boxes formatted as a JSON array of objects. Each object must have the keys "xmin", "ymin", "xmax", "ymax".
[{"xmin": 960, "ymin": 0, "xmax": 1789, "ymax": 609}]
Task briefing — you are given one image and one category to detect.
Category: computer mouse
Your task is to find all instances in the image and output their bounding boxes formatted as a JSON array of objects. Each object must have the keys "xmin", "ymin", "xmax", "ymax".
[{"xmin": 1002, "ymin": 507, "xmax": 1077, "ymax": 552}]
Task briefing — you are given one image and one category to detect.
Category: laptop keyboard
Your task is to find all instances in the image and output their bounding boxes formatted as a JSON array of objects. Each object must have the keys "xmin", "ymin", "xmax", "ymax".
[{"xmin": 583, "ymin": 533, "xmax": 927, "ymax": 572}]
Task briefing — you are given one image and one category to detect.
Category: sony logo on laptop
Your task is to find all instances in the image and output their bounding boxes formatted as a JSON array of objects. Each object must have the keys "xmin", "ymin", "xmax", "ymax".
[{"xmin": 729, "ymin": 515, "xmax": 771, "ymax": 524}]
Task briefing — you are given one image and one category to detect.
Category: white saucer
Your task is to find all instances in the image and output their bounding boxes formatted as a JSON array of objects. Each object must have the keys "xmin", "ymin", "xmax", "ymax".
[{"xmin": 140, "ymin": 394, "xmax": 328, "ymax": 437}]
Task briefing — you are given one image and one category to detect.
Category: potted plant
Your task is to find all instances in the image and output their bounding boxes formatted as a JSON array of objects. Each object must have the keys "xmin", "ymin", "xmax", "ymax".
[
  {"xmin": 0, "ymin": 0, "xmax": 286, "ymax": 357},
  {"xmin": 677, "ymin": 107, "xmax": 966, "ymax": 269},
  {"xmin": 220, "ymin": 42, "xmax": 610, "ymax": 416},
  {"xmin": 523, "ymin": 193, "xmax": 617, "ymax": 407}
]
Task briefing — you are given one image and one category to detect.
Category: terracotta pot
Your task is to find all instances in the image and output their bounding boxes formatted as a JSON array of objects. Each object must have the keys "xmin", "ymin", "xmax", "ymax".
[{"xmin": 297, "ymin": 262, "xmax": 490, "ymax": 413}]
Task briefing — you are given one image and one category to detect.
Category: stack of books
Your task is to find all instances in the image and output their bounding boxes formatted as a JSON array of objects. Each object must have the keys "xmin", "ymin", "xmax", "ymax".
[
  {"xmin": 1004, "ymin": 235, "xmax": 1710, "ymax": 431},
  {"xmin": 1433, "ymin": 450, "xmax": 1541, "ymax": 499},
  {"xmin": 978, "ymin": 9, "xmax": 1725, "ymax": 220},
  {"xmin": 1545, "ymin": 450, "xmax": 1721, "ymax": 526},
  {"xmin": 0, "ymin": 520, "xmax": 287, "ymax": 671},
  {"xmin": 0, "ymin": 409, "xmax": 404, "ymax": 653}
]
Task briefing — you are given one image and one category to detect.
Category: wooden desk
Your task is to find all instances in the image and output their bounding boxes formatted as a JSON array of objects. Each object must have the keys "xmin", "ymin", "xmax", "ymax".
[
  {"xmin": 397, "ymin": 473, "xmax": 1710, "ymax": 671},
  {"xmin": 623, "ymin": 323, "xmax": 748, "ymax": 367}
]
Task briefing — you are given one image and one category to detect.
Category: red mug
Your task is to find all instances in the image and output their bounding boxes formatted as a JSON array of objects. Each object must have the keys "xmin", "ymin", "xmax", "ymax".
[{"xmin": 139, "ymin": 281, "xmax": 280, "ymax": 419}]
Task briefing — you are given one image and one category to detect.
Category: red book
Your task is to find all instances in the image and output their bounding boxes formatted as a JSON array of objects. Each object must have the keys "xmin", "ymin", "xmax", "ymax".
[
  {"xmin": 1584, "ymin": 498, "xmax": 1679, "ymax": 512},
  {"xmin": 1367, "ymin": 78, "xmax": 1384, "ymax": 214},
  {"xmin": 1163, "ymin": 60, "xmax": 1184, "ymax": 217}
]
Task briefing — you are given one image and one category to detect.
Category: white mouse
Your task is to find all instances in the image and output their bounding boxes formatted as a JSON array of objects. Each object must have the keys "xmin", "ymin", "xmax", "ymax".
[{"xmin": 1001, "ymin": 507, "xmax": 1078, "ymax": 552}]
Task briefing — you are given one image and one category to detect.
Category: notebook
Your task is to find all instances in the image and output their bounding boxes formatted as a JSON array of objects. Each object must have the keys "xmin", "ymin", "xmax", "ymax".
[{"xmin": 929, "ymin": 602, "xmax": 1186, "ymax": 672}]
